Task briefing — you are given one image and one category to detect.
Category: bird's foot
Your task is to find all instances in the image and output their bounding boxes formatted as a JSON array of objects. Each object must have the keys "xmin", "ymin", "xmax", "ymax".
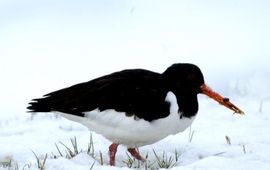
[
  {"xmin": 127, "ymin": 148, "xmax": 146, "ymax": 161},
  {"xmin": 109, "ymin": 143, "xmax": 119, "ymax": 166}
]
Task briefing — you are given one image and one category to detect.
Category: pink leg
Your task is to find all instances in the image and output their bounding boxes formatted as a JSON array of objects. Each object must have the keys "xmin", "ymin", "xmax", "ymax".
[
  {"xmin": 127, "ymin": 148, "xmax": 145, "ymax": 161},
  {"xmin": 109, "ymin": 143, "xmax": 119, "ymax": 166}
]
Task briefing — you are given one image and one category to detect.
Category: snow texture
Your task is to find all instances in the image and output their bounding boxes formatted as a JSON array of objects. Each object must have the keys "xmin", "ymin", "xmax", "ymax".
[{"xmin": 1, "ymin": 0, "xmax": 270, "ymax": 169}]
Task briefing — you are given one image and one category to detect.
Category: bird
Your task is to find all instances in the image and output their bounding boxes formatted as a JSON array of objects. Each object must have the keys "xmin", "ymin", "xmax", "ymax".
[{"xmin": 27, "ymin": 63, "xmax": 244, "ymax": 166}]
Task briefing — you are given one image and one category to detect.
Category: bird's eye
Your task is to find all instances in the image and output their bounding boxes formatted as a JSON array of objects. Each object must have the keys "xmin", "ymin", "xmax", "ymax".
[{"xmin": 187, "ymin": 74, "xmax": 196, "ymax": 81}]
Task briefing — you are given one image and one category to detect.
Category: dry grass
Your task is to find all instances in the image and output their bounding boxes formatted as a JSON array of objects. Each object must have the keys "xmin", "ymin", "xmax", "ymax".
[{"xmin": 4, "ymin": 135, "xmax": 183, "ymax": 169}]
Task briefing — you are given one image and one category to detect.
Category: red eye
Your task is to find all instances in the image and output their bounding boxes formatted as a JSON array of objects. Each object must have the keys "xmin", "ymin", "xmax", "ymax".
[{"xmin": 187, "ymin": 74, "xmax": 196, "ymax": 80}]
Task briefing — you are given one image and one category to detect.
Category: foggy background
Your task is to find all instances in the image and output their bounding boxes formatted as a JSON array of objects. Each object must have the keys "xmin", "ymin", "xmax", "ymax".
[{"xmin": 1, "ymin": 0, "xmax": 270, "ymax": 115}]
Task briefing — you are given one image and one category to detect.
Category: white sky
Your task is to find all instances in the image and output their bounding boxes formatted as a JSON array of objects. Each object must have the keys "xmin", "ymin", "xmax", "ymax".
[{"xmin": 1, "ymin": 0, "xmax": 270, "ymax": 114}]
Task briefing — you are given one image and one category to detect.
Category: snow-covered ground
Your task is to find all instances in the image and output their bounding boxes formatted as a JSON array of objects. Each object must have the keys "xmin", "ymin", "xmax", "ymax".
[
  {"xmin": 1, "ymin": 73, "xmax": 270, "ymax": 170},
  {"xmin": 1, "ymin": 1, "xmax": 270, "ymax": 169}
]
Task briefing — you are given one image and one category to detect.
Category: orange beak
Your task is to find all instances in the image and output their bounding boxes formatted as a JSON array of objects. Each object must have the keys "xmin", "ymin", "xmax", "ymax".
[{"xmin": 200, "ymin": 84, "xmax": 244, "ymax": 114}]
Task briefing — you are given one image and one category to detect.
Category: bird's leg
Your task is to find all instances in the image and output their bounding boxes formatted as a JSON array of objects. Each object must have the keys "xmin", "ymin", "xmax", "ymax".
[
  {"xmin": 109, "ymin": 143, "xmax": 119, "ymax": 166},
  {"xmin": 127, "ymin": 148, "xmax": 145, "ymax": 161}
]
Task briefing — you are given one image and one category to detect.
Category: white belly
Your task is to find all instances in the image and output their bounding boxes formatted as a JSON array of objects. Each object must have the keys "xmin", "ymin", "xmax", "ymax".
[{"xmin": 59, "ymin": 92, "xmax": 196, "ymax": 147}]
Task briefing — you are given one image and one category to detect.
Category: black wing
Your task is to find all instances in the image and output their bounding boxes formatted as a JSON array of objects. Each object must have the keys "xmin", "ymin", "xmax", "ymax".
[{"xmin": 28, "ymin": 69, "xmax": 170, "ymax": 121}]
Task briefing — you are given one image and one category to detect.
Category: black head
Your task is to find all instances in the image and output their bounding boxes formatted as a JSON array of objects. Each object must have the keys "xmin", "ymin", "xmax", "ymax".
[
  {"xmin": 162, "ymin": 63, "xmax": 205, "ymax": 94},
  {"xmin": 162, "ymin": 63, "xmax": 244, "ymax": 116},
  {"xmin": 161, "ymin": 63, "xmax": 205, "ymax": 117}
]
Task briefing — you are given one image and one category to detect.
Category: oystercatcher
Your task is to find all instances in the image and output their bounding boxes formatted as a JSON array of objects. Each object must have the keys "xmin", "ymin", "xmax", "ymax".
[{"xmin": 28, "ymin": 63, "xmax": 243, "ymax": 166}]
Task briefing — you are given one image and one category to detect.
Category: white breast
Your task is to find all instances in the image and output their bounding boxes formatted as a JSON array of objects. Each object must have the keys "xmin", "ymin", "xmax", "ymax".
[{"xmin": 59, "ymin": 91, "xmax": 196, "ymax": 148}]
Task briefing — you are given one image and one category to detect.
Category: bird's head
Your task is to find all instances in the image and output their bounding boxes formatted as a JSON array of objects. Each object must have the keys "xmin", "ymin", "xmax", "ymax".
[{"xmin": 163, "ymin": 63, "xmax": 244, "ymax": 114}]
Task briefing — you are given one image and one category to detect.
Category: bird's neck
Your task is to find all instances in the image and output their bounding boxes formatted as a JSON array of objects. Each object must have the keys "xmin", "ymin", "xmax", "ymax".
[{"xmin": 175, "ymin": 92, "xmax": 199, "ymax": 118}]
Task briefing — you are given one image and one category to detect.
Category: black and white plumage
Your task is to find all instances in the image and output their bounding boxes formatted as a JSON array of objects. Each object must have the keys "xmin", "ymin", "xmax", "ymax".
[{"xmin": 27, "ymin": 63, "xmax": 243, "ymax": 166}]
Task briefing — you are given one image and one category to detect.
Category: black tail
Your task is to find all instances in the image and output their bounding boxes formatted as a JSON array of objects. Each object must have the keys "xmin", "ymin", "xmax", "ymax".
[{"xmin": 27, "ymin": 98, "xmax": 52, "ymax": 112}]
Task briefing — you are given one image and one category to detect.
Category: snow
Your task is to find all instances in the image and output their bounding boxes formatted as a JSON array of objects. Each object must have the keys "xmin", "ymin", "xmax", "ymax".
[
  {"xmin": 1, "ymin": 73, "xmax": 270, "ymax": 170},
  {"xmin": 1, "ymin": 0, "xmax": 270, "ymax": 169}
]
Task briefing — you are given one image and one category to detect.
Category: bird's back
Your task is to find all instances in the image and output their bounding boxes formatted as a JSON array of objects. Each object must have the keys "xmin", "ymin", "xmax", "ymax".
[{"xmin": 28, "ymin": 69, "xmax": 171, "ymax": 121}]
